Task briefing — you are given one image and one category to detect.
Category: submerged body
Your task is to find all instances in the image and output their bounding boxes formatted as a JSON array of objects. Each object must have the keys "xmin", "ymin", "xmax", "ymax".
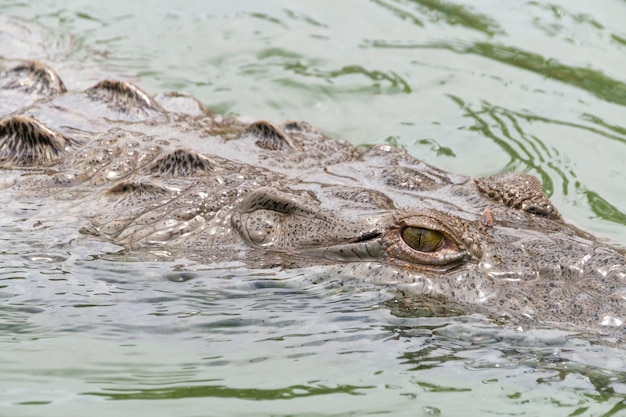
[{"xmin": 1, "ymin": 61, "xmax": 625, "ymax": 332}]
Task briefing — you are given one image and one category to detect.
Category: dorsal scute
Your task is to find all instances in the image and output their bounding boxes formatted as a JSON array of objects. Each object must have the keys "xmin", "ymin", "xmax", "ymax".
[
  {"xmin": 147, "ymin": 148, "xmax": 217, "ymax": 177},
  {"xmin": 106, "ymin": 180, "xmax": 173, "ymax": 197},
  {"xmin": 281, "ymin": 120, "xmax": 318, "ymax": 135},
  {"xmin": 153, "ymin": 91, "xmax": 211, "ymax": 117},
  {"xmin": 100, "ymin": 180, "xmax": 177, "ymax": 216},
  {"xmin": 1, "ymin": 60, "xmax": 67, "ymax": 96},
  {"xmin": 86, "ymin": 79, "xmax": 163, "ymax": 117},
  {"xmin": 243, "ymin": 120, "xmax": 300, "ymax": 151},
  {"xmin": 0, "ymin": 115, "xmax": 78, "ymax": 167}
]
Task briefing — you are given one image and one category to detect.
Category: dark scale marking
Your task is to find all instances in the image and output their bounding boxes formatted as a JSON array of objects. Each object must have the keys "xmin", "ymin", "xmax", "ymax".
[
  {"xmin": 1, "ymin": 61, "xmax": 625, "ymax": 334},
  {"xmin": 104, "ymin": 180, "xmax": 174, "ymax": 206},
  {"xmin": 282, "ymin": 121, "xmax": 307, "ymax": 132},
  {"xmin": 282, "ymin": 120, "xmax": 319, "ymax": 135},
  {"xmin": 329, "ymin": 188, "xmax": 395, "ymax": 210},
  {"xmin": 1, "ymin": 60, "xmax": 66, "ymax": 96},
  {"xmin": 240, "ymin": 188, "xmax": 318, "ymax": 216},
  {"xmin": 352, "ymin": 231, "xmax": 382, "ymax": 244},
  {"xmin": 148, "ymin": 148, "xmax": 215, "ymax": 177},
  {"xmin": 243, "ymin": 120, "xmax": 299, "ymax": 151},
  {"xmin": 378, "ymin": 166, "xmax": 446, "ymax": 191},
  {"xmin": 475, "ymin": 172, "xmax": 561, "ymax": 220},
  {"xmin": 86, "ymin": 79, "xmax": 163, "ymax": 115},
  {"xmin": 0, "ymin": 116, "xmax": 79, "ymax": 167}
]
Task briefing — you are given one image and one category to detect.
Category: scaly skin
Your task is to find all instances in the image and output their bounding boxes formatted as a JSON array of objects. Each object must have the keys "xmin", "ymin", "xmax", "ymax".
[{"xmin": 1, "ymin": 61, "xmax": 625, "ymax": 332}]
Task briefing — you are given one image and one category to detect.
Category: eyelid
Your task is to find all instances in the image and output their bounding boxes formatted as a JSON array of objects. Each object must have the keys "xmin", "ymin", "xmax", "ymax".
[{"xmin": 386, "ymin": 216, "xmax": 468, "ymax": 268}]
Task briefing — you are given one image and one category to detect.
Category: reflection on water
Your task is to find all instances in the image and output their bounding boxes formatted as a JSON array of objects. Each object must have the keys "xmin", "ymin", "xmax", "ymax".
[
  {"xmin": 1, "ymin": 0, "xmax": 626, "ymax": 415},
  {"xmin": 4, "ymin": 220, "xmax": 626, "ymax": 414},
  {"xmin": 440, "ymin": 41, "xmax": 626, "ymax": 106},
  {"xmin": 373, "ymin": 0, "xmax": 504, "ymax": 35},
  {"xmin": 448, "ymin": 97, "xmax": 626, "ymax": 227}
]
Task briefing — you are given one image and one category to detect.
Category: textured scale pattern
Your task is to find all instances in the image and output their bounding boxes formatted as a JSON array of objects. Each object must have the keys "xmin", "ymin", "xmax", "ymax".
[
  {"xmin": 0, "ymin": 116, "xmax": 79, "ymax": 166},
  {"xmin": 1, "ymin": 60, "xmax": 626, "ymax": 335}
]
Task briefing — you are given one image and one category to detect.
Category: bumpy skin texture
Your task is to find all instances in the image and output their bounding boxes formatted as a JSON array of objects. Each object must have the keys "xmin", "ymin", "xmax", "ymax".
[{"xmin": 1, "ymin": 61, "xmax": 625, "ymax": 332}]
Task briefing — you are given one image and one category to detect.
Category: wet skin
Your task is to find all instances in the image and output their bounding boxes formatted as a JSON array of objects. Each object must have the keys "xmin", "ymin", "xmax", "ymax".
[{"xmin": 1, "ymin": 61, "xmax": 625, "ymax": 332}]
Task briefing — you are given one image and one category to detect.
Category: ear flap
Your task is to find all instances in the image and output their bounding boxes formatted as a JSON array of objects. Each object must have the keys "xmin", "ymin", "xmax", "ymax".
[
  {"xmin": 0, "ymin": 116, "xmax": 79, "ymax": 167},
  {"xmin": 232, "ymin": 187, "xmax": 320, "ymax": 248},
  {"xmin": 475, "ymin": 172, "xmax": 561, "ymax": 220},
  {"xmin": 232, "ymin": 187, "xmax": 394, "ymax": 257}
]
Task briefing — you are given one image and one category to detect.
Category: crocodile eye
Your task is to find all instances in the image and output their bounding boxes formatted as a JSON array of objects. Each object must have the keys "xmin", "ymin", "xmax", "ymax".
[
  {"xmin": 401, "ymin": 227, "xmax": 444, "ymax": 252},
  {"xmin": 388, "ymin": 216, "xmax": 467, "ymax": 268}
]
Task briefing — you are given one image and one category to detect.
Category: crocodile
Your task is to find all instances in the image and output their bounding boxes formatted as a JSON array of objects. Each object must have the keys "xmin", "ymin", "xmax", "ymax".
[{"xmin": 1, "ymin": 61, "xmax": 625, "ymax": 333}]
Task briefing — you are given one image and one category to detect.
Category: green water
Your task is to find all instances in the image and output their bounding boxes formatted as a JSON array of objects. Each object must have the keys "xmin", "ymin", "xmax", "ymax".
[{"xmin": 1, "ymin": 1, "xmax": 626, "ymax": 416}]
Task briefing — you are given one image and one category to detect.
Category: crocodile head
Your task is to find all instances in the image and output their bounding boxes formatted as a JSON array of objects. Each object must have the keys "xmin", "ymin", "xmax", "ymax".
[
  {"xmin": 225, "ymin": 148, "xmax": 626, "ymax": 331},
  {"xmin": 1, "ymin": 61, "xmax": 625, "ymax": 332}
]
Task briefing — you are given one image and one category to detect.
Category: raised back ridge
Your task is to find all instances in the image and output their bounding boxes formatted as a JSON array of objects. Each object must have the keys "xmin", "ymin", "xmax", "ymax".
[
  {"xmin": 0, "ymin": 115, "xmax": 78, "ymax": 167},
  {"xmin": 148, "ymin": 148, "xmax": 216, "ymax": 177},
  {"xmin": 86, "ymin": 79, "xmax": 163, "ymax": 118},
  {"xmin": 243, "ymin": 120, "xmax": 299, "ymax": 151},
  {"xmin": 1, "ymin": 60, "xmax": 67, "ymax": 96}
]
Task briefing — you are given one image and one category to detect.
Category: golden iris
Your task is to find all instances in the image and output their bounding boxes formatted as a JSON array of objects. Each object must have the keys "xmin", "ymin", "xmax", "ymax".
[{"xmin": 401, "ymin": 227, "xmax": 444, "ymax": 252}]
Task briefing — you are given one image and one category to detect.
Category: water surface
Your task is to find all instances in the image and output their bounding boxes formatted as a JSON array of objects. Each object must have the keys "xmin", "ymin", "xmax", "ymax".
[{"xmin": 1, "ymin": 1, "xmax": 626, "ymax": 416}]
